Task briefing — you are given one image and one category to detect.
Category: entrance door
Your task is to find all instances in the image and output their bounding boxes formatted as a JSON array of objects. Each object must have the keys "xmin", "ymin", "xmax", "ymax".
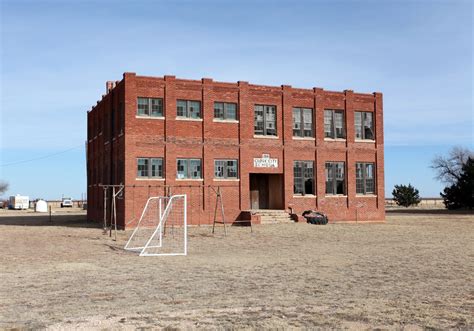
[{"xmin": 250, "ymin": 174, "xmax": 269, "ymax": 209}]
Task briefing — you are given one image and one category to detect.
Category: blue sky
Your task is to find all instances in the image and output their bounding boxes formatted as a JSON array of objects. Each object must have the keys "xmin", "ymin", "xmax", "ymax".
[{"xmin": 0, "ymin": 0, "xmax": 472, "ymax": 199}]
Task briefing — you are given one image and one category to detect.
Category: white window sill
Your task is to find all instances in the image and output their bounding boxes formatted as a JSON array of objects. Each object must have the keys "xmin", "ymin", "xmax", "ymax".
[
  {"xmin": 104, "ymin": 141, "xmax": 110, "ymax": 145},
  {"xmin": 135, "ymin": 115, "xmax": 165, "ymax": 120},
  {"xmin": 213, "ymin": 119, "xmax": 239, "ymax": 123},
  {"xmin": 324, "ymin": 138, "xmax": 346, "ymax": 142},
  {"xmin": 253, "ymin": 135, "xmax": 279, "ymax": 139},
  {"xmin": 213, "ymin": 178, "xmax": 240, "ymax": 181},
  {"xmin": 356, "ymin": 194, "xmax": 377, "ymax": 197},
  {"xmin": 175, "ymin": 178, "xmax": 204, "ymax": 181},
  {"xmin": 325, "ymin": 195, "xmax": 348, "ymax": 198},
  {"xmin": 355, "ymin": 139, "xmax": 376, "ymax": 143},
  {"xmin": 293, "ymin": 137, "xmax": 315, "ymax": 141},
  {"xmin": 293, "ymin": 195, "xmax": 317, "ymax": 198},
  {"xmin": 136, "ymin": 178, "xmax": 165, "ymax": 181},
  {"xmin": 175, "ymin": 117, "xmax": 203, "ymax": 122}
]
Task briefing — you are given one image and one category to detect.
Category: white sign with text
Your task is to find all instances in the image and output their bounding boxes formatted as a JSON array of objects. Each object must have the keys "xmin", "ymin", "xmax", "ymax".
[{"xmin": 253, "ymin": 154, "xmax": 278, "ymax": 168}]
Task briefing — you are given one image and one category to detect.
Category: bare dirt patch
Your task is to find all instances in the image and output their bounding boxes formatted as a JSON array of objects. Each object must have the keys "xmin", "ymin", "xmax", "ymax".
[{"xmin": 0, "ymin": 210, "xmax": 472, "ymax": 330}]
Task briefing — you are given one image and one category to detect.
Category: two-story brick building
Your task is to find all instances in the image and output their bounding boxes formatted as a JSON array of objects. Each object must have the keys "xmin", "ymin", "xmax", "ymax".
[{"xmin": 87, "ymin": 73, "xmax": 384, "ymax": 228}]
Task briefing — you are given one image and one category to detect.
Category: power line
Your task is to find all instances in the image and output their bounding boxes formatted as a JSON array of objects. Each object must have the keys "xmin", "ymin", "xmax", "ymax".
[{"xmin": 1, "ymin": 145, "xmax": 84, "ymax": 167}]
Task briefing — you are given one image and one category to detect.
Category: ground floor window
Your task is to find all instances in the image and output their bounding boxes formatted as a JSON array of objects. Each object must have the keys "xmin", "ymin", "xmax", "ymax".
[
  {"xmin": 214, "ymin": 159, "xmax": 238, "ymax": 179},
  {"xmin": 325, "ymin": 162, "xmax": 345, "ymax": 195},
  {"xmin": 356, "ymin": 162, "xmax": 375, "ymax": 194},
  {"xmin": 294, "ymin": 161, "xmax": 314, "ymax": 195},
  {"xmin": 137, "ymin": 157, "xmax": 163, "ymax": 178},
  {"xmin": 177, "ymin": 158, "xmax": 202, "ymax": 179}
]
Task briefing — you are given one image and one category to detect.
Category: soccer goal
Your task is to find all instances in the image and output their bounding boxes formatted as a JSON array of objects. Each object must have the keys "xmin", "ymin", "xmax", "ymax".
[{"xmin": 124, "ymin": 194, "xmax": 187, "ymax": 256}]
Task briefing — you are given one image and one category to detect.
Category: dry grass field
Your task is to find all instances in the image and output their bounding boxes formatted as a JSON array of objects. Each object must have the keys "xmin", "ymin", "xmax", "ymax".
[{"xmin": 0, "ymin": 209, "xmax": 473, "ymax": 330}]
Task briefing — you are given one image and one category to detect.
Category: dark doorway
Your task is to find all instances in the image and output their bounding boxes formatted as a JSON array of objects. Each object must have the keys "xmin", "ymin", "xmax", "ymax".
[{"xmin": 249, "ymin": 174, "xmax": 284, "ymax": 210}]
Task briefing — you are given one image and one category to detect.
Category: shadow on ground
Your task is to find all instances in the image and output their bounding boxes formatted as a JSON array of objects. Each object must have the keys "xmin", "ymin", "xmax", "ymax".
[
  {"xmin": 0, "ymin": 213, "xmax": 100, "ymax": 228},
  {"xmin": 386, "ymin": 208, "xmax": 473, "ymax": 215}
]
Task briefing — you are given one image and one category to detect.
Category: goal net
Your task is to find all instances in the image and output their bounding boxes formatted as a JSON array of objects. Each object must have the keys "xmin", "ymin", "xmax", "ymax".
[{"xmin": 124, "ymin": 194, "xmax": 187, "ymax": 256}]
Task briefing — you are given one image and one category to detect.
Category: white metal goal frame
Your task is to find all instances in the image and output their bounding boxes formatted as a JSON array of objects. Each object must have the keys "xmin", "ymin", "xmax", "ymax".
[{"xmin": 124, "ymin": 194, "xmax": 187, "ymax": 256}]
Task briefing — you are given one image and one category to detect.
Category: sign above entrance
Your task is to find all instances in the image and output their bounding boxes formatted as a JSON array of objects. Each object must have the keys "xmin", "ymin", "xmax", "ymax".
[{"xmin": 253, "ymin": 154, "xmax": 278, "ymax": 168}]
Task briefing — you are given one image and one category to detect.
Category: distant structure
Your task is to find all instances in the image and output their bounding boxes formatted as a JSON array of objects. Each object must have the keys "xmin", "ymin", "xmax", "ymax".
[
  {"xmin": 86, "ymin": 73, "xmax": 384, "ymax": 228},
  {"xmin": 35, "ymin": 200, "xmax": 48, "ymax": 213}
]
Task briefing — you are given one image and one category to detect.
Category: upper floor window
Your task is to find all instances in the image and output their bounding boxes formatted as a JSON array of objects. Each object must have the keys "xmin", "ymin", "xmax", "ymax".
[
  {"xmin": 214, "ymin": 102, "xmax": 237, "ymax": 121},
  {"xmin": 356, "ymin": 162, "xmax": 375, "ymax": 194},
  {"xmin": 294, "ymin": 161, "xmax": 314, "ymax": 195},
  {"xmin": 293, "ymin": 107, "xmax": 313, "ymax": 137},
  {"xmin": 324, "ymin": 109, "xmax": 345, "ymax": 139},
  {"xmin": 177, "ymin": 158, "xmax": 202, "ymax": 179},
  {"xmin": 118, "ymin": 102, "xmax": 124, "ymax": 134},
  {"xmin": 254, "ymin": 105, "xmax": 277, "ymax": 136},
  {"xmin": 137, "ymin": 157, "xmax": 163, "ymax": 178},
  {"xmin": 355, "ymin": 111, "xmax": 374, "ymax": 140},
  {"xmin": 177, "ymin": 100, "xmax": 201, "ymax": 119},
  {"xmin": 325, "ymin": 162, "xmax": 345, "ymax": 195},
  {"xmin": 137, "ymin": 97, "xmax": 163, "ymax": 117},
  {"xmin": 214, "ymin": 159, "xmax": 238, "ymax": 179}
]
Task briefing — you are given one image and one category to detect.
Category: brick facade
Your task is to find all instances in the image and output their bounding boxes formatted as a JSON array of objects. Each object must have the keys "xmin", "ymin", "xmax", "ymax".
[{"xmin": 87, "ymin": 73, "xmax": 384, "ymax": 228}]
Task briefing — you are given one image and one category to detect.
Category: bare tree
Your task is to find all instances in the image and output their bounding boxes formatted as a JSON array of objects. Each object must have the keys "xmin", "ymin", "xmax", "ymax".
[
  {"xmin": 431, "ymin": 146, "xmax": 473, "ymax": 185},
  {"xmin": 0, "ymin": 181, "xmax": 8, "ymax": 195}
]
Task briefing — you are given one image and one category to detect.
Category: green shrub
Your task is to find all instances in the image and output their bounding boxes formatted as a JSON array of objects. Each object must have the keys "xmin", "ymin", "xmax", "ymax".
[{"xmin": 392, "ymin": 184, "xmax": 421, "ymax": 207}]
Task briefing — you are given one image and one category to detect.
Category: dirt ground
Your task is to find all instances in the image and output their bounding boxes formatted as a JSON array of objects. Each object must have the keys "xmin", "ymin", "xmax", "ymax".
[{"xmin": 0, "ymin": 209, "xmax": 473, "ymax": 330}]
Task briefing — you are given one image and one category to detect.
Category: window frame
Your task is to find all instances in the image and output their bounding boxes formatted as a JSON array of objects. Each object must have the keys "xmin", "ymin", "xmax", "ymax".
[
  {"xmin": 214, "ymin": 159, "xmax": 239, "ymax": 179},
  {"xmin": 325, "ymin": 162, "xmax": 346, "ymax": 195},
  {"xmin": 292, "ymin": 107, "xmax": 314, "ymax": 138},
  {"xmin": 136, "ymin": 97, "xmax": 164, "ymax": 117},
  {"xmin": 176, "ymin": 158, "xmax": 202, "ymax": 179},
  {"xmin": 214, "ymin": 102, "xmax": 238, "ymax": 121},
  {"xmin": 293, "ymin": 161, "xmax": 315, "ymax": 195},
  {"xmin": 254, "ymin": 104, "xmax": 277, "ymax": 136},
  {"xmin": 136, "ymin": 157, "xmax": 164, "ymax": 179},
  {"xmin": 356, "ymin": 162, "xmax": 376, "ymax": 195},
  {"xmin": 324, "ymin": 109, "xmax": 346, "ymax": 139},
  {"xmin": 176, "ymin": 99, "xmax": 202, "ymax": 119},
  {"xmin": 354, "ymin": 111, "xmax": 375, "ymax": 140}
]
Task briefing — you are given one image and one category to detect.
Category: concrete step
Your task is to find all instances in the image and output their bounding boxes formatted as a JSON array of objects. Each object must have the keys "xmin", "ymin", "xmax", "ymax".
[
  {"xmin": 260, "ymin": 218, "xmax": 294, "ymax": 224},
  {"xmin": 252, "ymin": 210, "xmax": 294, "ymax": 224},
  {"xmin": 251, "ymin": 211, "xmax": 290, "ymax": 216}
]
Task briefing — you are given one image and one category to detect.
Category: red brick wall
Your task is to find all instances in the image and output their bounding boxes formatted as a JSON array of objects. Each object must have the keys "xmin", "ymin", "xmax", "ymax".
[{"xmin": 87, "ymin": 73, "xmax": 385, "ymax": 228}]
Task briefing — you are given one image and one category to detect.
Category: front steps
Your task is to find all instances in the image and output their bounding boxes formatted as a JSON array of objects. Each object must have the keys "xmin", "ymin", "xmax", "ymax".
[{"xmin": 250, "ymin": 209, "xmax": 294, "ymax": 224}]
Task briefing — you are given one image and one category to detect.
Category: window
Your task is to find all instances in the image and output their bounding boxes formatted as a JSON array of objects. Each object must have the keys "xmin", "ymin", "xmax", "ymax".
[
  {"xmin": 294, "ymin": 161, "xmax": 315, "ymax": 195},
  {"xmin": 177, "ymin": 100, "xmax": 201, "ymax": 119},
  {"xmin": 118, "ymin": 102, "xmax": 124, "ymax": 134},
  {"xmin": 355, "ymin": 111, "xmax": 374, "ymax": 140},
  {"xmin": 325, "ymin": 162, "xmax": 345, "ymax": 195},
  {"xmin": 254, "ymin": 105, "xmax": 277, "ymax": 136},
  {"xmin": 214, "ymin": 159, "xmax": 238, "ymax": 179},
  {"xmin": 356, "ymin": 162, "xmax": 375, "ymax": 194},
  {"xmin": 293, "ymin": 107, "xmax": 313, "ymax": 137},
  {"xmin": 214, "ymin": 102, "xmax": 237, "ymax": 120},
  {"xmin": 137, "ymin": 158, "xmax": 163, "ymax": 178},
  {"xmin": 177, "ymin": 159, "xmax": 202, "ymax": 179},
  {"xmin": 324, "ymin": 109, "xmax": 345, "ymax": 139},
  {"xmin": 137, "ymin": 97, "xmax": 163, "ymax": 117}
]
